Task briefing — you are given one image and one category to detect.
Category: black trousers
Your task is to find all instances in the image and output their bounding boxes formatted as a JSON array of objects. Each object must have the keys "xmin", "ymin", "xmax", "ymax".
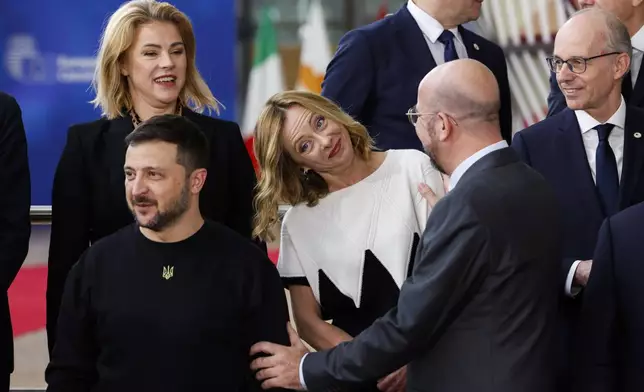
[{"xmin": 0, "ymin": 372, "xmax": 8, "ymax": 392}]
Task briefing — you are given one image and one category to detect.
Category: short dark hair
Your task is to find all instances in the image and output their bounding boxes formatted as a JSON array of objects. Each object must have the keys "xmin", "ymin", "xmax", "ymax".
[{"xmin": 125, "ymin": 114, "xmax": 209, "ymax": 173}]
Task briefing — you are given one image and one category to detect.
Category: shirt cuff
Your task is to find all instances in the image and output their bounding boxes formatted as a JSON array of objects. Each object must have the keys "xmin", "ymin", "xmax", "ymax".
[
  {"xmin": 299, "ymin": 352, "xmax": 308, "ymax": 390},
  {"xmin": 565, "ymin": 260, "xmax": 583, "ymax": 298}
]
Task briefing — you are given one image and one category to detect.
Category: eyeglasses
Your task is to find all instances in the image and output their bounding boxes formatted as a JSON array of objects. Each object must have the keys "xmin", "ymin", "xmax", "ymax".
[
  {"xmin": 407, "ymin": 106, "xmax": 436, "ymax": 125},
  {"xmin": 406, "ymin": 106, "xmax": 459, "ymax": 127},
  {"xmin": 546, "ymin": 52, "xmax": 621, "ymax": 74}
]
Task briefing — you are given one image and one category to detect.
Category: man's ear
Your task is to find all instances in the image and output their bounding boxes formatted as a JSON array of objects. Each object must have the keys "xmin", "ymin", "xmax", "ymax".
[
  {"xmin": 436, "ymin": 112, "xmax": 453, "ymax": 142},
  {"xmin": 190, "ymin": 168, "xmax": 207, "ymax": 193}
]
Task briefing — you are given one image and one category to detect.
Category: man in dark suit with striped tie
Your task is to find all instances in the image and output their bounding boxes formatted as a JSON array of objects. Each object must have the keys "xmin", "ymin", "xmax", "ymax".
[
  {"xmin": 547, "ymin": 0, "xmax": 644, "ymax": 116},
  {"xmin": 320, "ymin": 0, "xmax": 513, "ymax": 150},
  {"xmin": 512, "ymin": 9, "xmax": 644, "ymax": 392}
]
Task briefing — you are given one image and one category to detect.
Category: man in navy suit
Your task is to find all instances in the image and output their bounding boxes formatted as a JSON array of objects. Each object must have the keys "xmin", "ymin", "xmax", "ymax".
[
  {"xmin": 321, "ymin": 0, "xmax": 512, "ymax": 150},
  {"xmin": 573, "ymin": 201, "xmax": 644, "ymax": 392},
  {"xmin": 512, "ymin": 9, "xmax": 644, "ymax": 391},
  {"xmin": 547, "ymin": 0, "xmax": 644, "ymax": 116}
]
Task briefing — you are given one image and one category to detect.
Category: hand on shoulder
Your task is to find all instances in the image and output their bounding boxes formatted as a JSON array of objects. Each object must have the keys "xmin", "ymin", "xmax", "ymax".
[{"xmin": 418, "ymin": 182, "xmax": 442, "ymax": 208}]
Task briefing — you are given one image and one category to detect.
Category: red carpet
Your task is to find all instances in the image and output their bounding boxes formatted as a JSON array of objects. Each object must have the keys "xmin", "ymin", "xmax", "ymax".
[
  {"xmin": 8, "ymin": 250, "xmax": 280, "ymax": 338},
  {"xmin": 8, "ymin": 266, "xmax": 47, "ymax": 337}
]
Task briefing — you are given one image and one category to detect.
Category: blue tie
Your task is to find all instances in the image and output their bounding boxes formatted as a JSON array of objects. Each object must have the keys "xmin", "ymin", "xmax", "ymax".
[
  {"xmin": 437, "ymin": 30, "xmax": 459, "ymax": 62},
  {"xmin": 595, "ymin": 123, "xmax": 619, "ymax": 216}
]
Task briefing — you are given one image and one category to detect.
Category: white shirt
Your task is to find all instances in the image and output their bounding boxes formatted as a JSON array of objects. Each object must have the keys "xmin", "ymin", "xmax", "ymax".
[
  {"xmin": 294, "ymin": 150, "xmax": 445, "ymax": 390},
  {"xmin": 449, "ymin": 140, "xmax": 509, "ymax": 191},
  {"xmin": 279, "ymin": 149, "xmax": 444, "ymax": 307},
  {"xmin": 298, "ymin": 143, "xmax": 507, "ymax": 389},
  {"xmin": 406, "ymin": 0, "xmax": 468, "ymax": 64},
  {"xmin": 574, "ymin": 97, "xmax": 626, "ymax": 182},
  {"xmin": 630, "ymin": 26, "xmax": 644, "ymax": 86},
  {"xmin": 565, "ymin": 98, "xmax": 626, "ymax": 297}
]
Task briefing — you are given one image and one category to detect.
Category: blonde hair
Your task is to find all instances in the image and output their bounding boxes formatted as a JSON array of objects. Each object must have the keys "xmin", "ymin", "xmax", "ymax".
[
  {"xmin": 252, "ymin": 91, "xmax": 374, "ymax": 241},
  {"xmin": 91, "ymin": 0, "xmax": 221, "ymax": 119}
]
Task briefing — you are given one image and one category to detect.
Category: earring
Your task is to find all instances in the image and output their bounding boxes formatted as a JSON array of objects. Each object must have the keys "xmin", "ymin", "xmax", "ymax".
[{"xmin": 301, "ymin": 168, "xmax": 311, "ymax": 183}]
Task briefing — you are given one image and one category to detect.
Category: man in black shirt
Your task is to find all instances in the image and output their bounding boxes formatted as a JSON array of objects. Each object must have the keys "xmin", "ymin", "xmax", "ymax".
[{"xmin": 45, "ymin": 115, "xmax": 291, "ymax": 391}]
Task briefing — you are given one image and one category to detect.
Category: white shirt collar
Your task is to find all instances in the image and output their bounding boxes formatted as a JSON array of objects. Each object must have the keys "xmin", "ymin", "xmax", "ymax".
[
  {"xmin": 449, "ymin": 140, "xmax": 509, "ymax": 191},
  {"xmin": 631, "ymin": 25, "xmax": 644, "ymax": 53},
  {"xmin": 574, "ymin": 96, "xmax": 626, "ymax": 134},
  {"xmin": 407, "ymin": 0, "xmax": 462, "ymax": 44}
]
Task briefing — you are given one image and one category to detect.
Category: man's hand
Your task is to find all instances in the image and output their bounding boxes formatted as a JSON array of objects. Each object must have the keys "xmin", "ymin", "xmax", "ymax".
[
  {"xmin": 250, "ymin": 322, "xmax": 310, "ymax": 390},
  {"xmin": 574, "ymin": 260, "xmax": 593, "ymax": 287},
  {"xmin": 418, "ymin": 183, "xmax": 441, "ymax": 208},
  {"xmin": 377, "ymin": 366, "xmax": 407, "ymax": 392}
]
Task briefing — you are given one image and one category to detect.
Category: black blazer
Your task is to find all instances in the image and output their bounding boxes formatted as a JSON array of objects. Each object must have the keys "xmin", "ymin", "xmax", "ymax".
[
  {"xmin": 0, "ymin": 92, "xmax": 31, "ymax": 374},
  {"xmin": 301, "ymin": 148, "xmax": 562, "ymax": 392},
  {"xmin": 46, "ymin": 109, "xmax": 258, "ymax": 353},
  {"xmin": 321, "ymin": 5, "xmax": 513, "ymax": 150},
  {"xmin": 574, "ymin": 201, "xmax": 644, "ymax": 392}
]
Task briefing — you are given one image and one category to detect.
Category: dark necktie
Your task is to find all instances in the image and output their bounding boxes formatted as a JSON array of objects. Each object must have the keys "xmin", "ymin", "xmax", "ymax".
[
  {"xmin": 595, "ymin": 123, "xmax": 619, "ymax": 216},
  {"xmin": 437, "ymin": 30, "xmax": 459, "ymax": 63},
  {"xmin": 622, "ymin": 73, "xmax": 632, "ymax": 102}
]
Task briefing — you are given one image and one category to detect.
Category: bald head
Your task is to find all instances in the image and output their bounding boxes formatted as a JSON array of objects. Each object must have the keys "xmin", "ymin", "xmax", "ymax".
[
  {"xmin": 553, "ymin": 8, "xmax": 631, "ymax": 116},
  {"xmin": 413, "ymin": 59, "xmax": 503, "ymax": 177},
  {"xmin": 556, "ymin": 8, "xmax": 632, "ymax": 61},
  {"xmin": 418, "ymin": 59, "xmax": 500, "ymax": 124}
]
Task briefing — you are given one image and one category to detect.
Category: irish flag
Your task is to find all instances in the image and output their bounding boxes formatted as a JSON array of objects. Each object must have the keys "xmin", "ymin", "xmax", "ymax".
[
  {"xmin": 241, "ymin": 7, "xmax": 285, "ymax": 171},
  {"xmin": 295, "ymin": 0, "xmax": 331, "ymax": 93}
]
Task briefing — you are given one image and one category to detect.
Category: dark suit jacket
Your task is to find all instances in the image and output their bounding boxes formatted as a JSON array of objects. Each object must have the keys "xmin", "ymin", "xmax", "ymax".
[
  {"xmin": 321, "ymin": 6, "xmax": 513, "ymax": 150},
  {"xmin": 302, "ymin": 148, "xmax": 561, "ymax": 392},
  {"xmin": 0, "ymin": 92, "xmax": 31, "ymax": 374},
  {"xmin": 547, "ymin": 71, "xmax": 644, "ymax": 116},
  {"xmin": 513, "ymin": 108, "xmax": 644, "ymax": 289},
  {"xmin": 512, "ymin": 107, "xmax": 644, "ymax": 389},
  {"xmin": 574, "ymin": 201, "xmax": 644, "ymax": 392},
  {"xmin": 46, "ymin": 109, "xmax": 258, "ymax": 354}
]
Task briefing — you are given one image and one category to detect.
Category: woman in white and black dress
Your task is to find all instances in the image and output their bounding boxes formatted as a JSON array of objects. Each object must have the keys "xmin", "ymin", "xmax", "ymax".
[{"xmin": 252, "ymin": 91, "xmax": 446, "ymax": 392}]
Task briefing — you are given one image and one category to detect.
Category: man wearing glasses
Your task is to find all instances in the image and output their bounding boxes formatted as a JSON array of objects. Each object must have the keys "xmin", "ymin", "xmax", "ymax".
[
  {"xmin": 547, "ymin": 0, "xmax": 644, "ymax": 116},
  {"xmin": 512, "ymin": 8, "xmax": 644, "ymax": 392}
]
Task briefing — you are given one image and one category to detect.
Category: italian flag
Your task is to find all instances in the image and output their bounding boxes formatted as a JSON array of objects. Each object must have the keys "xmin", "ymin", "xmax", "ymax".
[{"xmin": 241, "ymin": 7, "xmax": 285, "ymax": 171}]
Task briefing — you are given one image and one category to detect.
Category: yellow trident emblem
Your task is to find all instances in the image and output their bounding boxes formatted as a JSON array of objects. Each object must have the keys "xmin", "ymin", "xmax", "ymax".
[{"xmin": 162, "ymin": 266, "xmax": 174, "ymax": 280}]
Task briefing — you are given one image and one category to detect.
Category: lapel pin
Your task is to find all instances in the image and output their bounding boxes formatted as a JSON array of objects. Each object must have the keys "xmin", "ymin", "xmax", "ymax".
[
  {"xmin": 635, "ymin": 132, "xmax": 642, "ymax": 138},
  {"xmin": 474, "ymin": 43, "xmax": 480, "ymax": 51}
]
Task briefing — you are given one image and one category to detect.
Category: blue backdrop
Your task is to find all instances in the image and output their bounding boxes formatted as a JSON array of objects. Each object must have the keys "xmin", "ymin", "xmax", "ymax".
[{"xmin": 0, "ymin": 0, "xmax": 237, "ymax": 206}]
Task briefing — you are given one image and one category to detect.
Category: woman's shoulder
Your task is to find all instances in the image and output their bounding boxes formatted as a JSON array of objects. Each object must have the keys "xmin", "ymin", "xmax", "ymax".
[
  {"xmin": 184, "ymin": 109, "xmax": 241, "ymax": 136},
  {"xmin": 281, "ymin": 203, "xmax": 328, "ymax": 231},
  {"xmin": 380, "ymin": 149, "xmax": 432, "ymax": 176},
  {"xmin": 282, "ymin": 193, "xmax": 361, "ymax": 233},
  {"xmin": 63, "ymin": 117, "xmax": 128, "ymax": 150},
  {"xmin": 384, "ymin": 149, "xmax": 445, "ymax": 190},
  {"xmin": 385, "ymin": 148, "xmax": 431, "ymax": 164},
  {"xmin": 281, "ymin": 205, "xmax": 304, "ymax": 230},
  {"xmin": 67, "ymin": 117, "xmax": 111, "ymax": 136}
]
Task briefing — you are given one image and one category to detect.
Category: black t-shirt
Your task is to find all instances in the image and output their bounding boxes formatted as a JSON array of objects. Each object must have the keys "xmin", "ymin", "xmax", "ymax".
[{"xmin": 45, "ymin": 220, "xmax": 290, "ymax": 392}]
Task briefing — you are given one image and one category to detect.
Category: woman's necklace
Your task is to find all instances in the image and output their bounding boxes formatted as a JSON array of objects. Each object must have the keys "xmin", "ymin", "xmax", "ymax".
[{"xmin": 129, "ymin": 104, "xmax": 183, "ymax": 128}]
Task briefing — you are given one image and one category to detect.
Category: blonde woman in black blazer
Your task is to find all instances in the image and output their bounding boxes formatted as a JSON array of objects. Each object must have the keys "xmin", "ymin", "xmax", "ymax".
[{"xmin": 47, "ymin": 0, "xmax": 258, "ymax": 353}]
